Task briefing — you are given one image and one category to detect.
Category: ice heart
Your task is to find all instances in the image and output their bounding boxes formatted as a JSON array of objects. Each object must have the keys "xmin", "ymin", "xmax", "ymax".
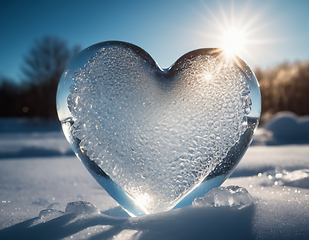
[{"xmin": 57, "ymin": 41, "xmax": 261, "ymax": 216}]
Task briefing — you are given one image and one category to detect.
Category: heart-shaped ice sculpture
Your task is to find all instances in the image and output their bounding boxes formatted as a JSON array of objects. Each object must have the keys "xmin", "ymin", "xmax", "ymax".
[{"xmin": 57, "ymin": 41, "xmax": 261, "ymax": 216}]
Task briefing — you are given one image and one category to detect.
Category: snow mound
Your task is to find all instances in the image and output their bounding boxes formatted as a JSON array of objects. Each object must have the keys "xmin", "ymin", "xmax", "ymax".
[
  {"xmin": 250, "ymin": 128, "xmax": 273, "ymax": 146},
  {"xmin": 258, "ymin": 169, "xmax": 309, "ymax": 189},
  {"xmin": 193, "ymin": 186, "xmax": 253, "ymax": 209},
  {"xmin": 264, "ymin": 112, "xmax": 309, "ymax": 143}
]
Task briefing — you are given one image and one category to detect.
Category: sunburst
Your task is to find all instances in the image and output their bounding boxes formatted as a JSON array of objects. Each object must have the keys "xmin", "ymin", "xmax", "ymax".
[
  {"xmin": 192, "ymin": 1, "xmax": 273, "ymax": 66},
  {"xmin": 221, "ymin": 28, "xmax": 246, "ymax": 56}
]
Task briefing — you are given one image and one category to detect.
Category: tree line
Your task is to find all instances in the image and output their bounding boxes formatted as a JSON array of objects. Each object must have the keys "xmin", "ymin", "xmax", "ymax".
[
  {"xmin": 255, "ymin": 61, "xmax": 309, "ymax": 123},
  {"xmin": 1, "ymin": 36, "xmax": 309, "ymax": 122},
  {"xmin": 0, "ymin": 36, "xmax": 80, "ymax": 119}
]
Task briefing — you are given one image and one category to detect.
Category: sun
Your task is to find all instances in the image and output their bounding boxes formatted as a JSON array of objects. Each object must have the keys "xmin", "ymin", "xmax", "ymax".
[
  {"xmin": 192, "ymin": 1, "xmax": 273, "ymax": 66},
  {"xmin": 220, "ymin": 27, "xmax": 248, "ymax": 63},
  {"xmin": 221, "ymin": 28, "xmax": 246, "ymax": 56}
]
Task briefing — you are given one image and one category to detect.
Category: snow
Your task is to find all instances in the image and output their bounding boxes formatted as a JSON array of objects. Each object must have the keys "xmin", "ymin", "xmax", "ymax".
[
  {"xmin": 1, "ymin": 112, "xmax": 309, "ymax": 239},
  {"xmin": 0, "ymin": 118, "xmax": 73, "ymax": 159},
  {"xmin": 262, "ymin": 112, "xmax": 309, "ymax": 145}
]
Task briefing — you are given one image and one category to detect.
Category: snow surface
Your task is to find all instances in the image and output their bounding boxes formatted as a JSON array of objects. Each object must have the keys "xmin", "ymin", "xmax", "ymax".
[
  {"xmin": 0, "ymin": 118, "xmax": 73, "ymax": 159},
  {"xmin": 257, "ymin": 111, "xmax": 309, "ymax": 145},
  {"xmin": 0, "ymin": 113, "xmax": 309, "ymax": 239}
]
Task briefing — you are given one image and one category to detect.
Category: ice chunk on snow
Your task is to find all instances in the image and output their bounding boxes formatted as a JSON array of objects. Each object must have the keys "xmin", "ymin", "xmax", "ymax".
[
  {"xmin": 39, "ymin": 209, "xmax": 65, "ymax": 221},
  {"xmin": 192, "ymin": 186, "xmax": 253, "ymax": 209},
  {"xmin": 65, "ymin": 201, "xmax": 100, "ymax": 214}
]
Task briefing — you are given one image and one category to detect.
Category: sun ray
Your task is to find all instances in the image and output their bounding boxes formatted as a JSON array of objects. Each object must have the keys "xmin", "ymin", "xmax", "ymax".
[{"xmin": 189, "ymin": 1, "xmax": 276, "ymax": 67}]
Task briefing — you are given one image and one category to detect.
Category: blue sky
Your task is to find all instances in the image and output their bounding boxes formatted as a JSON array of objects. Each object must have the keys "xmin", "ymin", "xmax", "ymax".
[{"xmin": 1, "ymin": 0, "xmax": 309, "ymax": 83}]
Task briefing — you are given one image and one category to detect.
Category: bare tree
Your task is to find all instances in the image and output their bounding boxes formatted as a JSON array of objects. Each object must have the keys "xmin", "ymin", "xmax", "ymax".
[
  {"xmin": 256, "ymin": 61, "xmax": 309, "ymax": 124},
  {"xmin": 22, "ymin": 36, "xmax": 80, "ymax": 85},
  {"xmin": 20, "ymin": 36, "xmax": 80, "ymax": 118}
]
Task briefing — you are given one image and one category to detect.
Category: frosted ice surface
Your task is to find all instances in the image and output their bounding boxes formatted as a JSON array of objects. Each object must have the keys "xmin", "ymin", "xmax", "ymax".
[
  {"xmin": 192, "ymin": 186, "xmax": 253, "ymax": 209},
  {"xmin": 67, "ymin": 45, "xmax": 251, "ymax": 213}
]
